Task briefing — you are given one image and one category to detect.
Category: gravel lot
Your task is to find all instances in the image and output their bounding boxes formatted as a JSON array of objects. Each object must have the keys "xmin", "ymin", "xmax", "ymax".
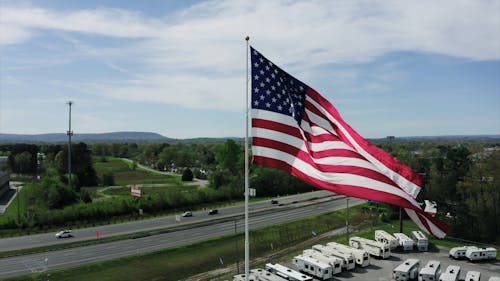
[{"xmin": 284, "ymin": 245, "xmax": 500, "ymax": 281}]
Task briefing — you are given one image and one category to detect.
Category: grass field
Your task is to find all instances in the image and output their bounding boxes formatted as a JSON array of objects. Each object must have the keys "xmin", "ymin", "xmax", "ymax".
[
  {"xmin": 101, "ymin": 184, "xmax": 197, "ymax": 197},
  {"xmin": 94, "ymin": 157, "xmax": 181, "ymax": 186}
]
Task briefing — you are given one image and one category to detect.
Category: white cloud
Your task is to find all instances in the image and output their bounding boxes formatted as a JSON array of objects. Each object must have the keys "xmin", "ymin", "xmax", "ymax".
[{"xmin": 1, "ymin": 0, "xmax": 499, "ymax": 112}]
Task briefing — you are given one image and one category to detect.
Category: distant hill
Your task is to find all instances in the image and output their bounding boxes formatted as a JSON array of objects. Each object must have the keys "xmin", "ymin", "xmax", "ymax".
[{"xmin": 0, "ymin": 132, "xmax": 174, "ymax": 144}]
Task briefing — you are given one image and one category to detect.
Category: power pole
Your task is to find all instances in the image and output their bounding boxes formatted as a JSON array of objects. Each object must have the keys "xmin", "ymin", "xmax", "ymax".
[{"xmin": 67, "ymin": 101, "xmax": 73, "ymax": 190}]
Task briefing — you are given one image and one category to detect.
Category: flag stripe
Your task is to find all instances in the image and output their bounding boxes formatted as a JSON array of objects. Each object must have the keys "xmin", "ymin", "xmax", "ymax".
[{"xmin": 249, "ymin": 46, "xmax": 451, "ymax": 238}]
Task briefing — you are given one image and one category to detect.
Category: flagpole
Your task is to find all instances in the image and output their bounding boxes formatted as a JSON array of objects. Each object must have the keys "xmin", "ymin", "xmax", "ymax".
[{"xmin": 244, "ymin": 35, "xmax": 250, "ymax": 281}]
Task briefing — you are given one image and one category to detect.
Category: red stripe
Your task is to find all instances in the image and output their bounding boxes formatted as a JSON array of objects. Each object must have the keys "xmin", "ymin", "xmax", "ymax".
[
  {"xmin": 306, "ymin": 88, "xmax": 424, "ymax": 188},
  {"xmin": 252, "ymin": 118, "xmax": 302, "ymax": 139},
  {"xmin": 253, "ymin": 137, "xmax": 397, "ymax": 187}
]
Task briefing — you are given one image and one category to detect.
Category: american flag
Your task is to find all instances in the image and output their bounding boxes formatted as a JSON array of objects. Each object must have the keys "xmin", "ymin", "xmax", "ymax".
[{"xmin": 250, "ymin": 47, "xmax": 451, "ymax": 238}]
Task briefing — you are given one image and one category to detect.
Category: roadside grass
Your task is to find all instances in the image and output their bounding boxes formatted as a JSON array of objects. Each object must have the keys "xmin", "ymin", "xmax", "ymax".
[{"xmin": 101, "ymin": 184, "xmax": 197, "ymax": 197}]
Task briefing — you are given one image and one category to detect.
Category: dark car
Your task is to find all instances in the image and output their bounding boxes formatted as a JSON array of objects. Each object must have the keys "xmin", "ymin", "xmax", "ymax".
[
  {"xmin": 271, "ymin": 199, "xmax": 279, "ymax": 205},
  {"xmin": 208, "ymin": 209, "xmax": 218, "ymax": 215}
]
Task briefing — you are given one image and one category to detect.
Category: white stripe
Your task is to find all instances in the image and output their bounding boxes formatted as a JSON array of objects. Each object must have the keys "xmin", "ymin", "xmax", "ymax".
[
  {"xmin": 253, "ymin": 145, "xmax": 421, "ymax": 209},
  {"xmin": 252, "ymin": 109, "xmax": 297, "ymax": 128},
  {"xmin": 252, "ymin": 127, "xmax": 306, "ymax": 152},
  {"xmin": 306, "ymin": 96, "xmax": 422, "ymax": 198},
  {"xmin": 405, "ymin": 209, "xmax": 446, "ymax": 238}
]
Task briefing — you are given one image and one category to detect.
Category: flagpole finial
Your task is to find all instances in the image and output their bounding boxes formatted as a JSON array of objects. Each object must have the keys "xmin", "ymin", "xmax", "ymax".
[{"xmin": 245, "ymin": 36, "xmax": 249, "ymax": 41}]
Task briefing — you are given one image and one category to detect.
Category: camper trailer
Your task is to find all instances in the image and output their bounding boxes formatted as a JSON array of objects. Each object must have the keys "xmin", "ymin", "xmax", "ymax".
[
  {"xmin": 393, "ymin": 259, "xmax": 420, "ymax": 281},
  {"xmin": 418, "ymin": 260, "xmax": 441, "ymax": 281},
  {"xmin": 394, "ymin": 233, "xmax": 415, "ymax": 251},
  {"xmin": 349, "ymin": 236, "xmax": 391, "ymax": 259},
  {"xmin": 265, "ymin": 263, "xmax": 313, "ymax": 281},
  {"xmin": 293, "ymin": 255, "xmax": 333, "ymax": 280},
  {"xmin": 325, "ymin": 242, "xmax": 370, "ymax": 267},
  {"xmin": 303, "ymin": 249, "xmax": 344, "ymax": 273},
  {"xmin": 438, "ymin": 265, "xmax": 460, "ymax": 281},
  {"xmin": 375, "ymin": 230, "xmax": 399, "ymax": 250},
  {"xmin": 233, "ymin": 268, "xmax": 287, "ymax": 281},
  {"xmin": 464, "ymin": 271, "xmax": 481, "ymax": 281},
  {"xmin": 449, "ymin": 246, "xmax": 470, "ymax": 259},
  {"xmin": 411, "ymin": 231, "xmax": 429, "ymax": 251},
  {"xmin": 488, "ymin": 277, "xmax": 500, "ymax": 281},
  {"xmin": 465, "ymin": 247, "xmax": 497, "ymax": 261}
]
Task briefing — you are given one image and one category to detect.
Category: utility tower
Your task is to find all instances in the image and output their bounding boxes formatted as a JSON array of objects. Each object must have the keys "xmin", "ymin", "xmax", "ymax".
[{"xmin": 67, "ymin": 101, "xmax": 73, "ymax": 190}]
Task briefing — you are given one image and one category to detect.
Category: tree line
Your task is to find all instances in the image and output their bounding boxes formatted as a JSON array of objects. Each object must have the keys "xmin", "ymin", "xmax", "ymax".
[{"xmin": 1, "ymin": 140, "xmax": 498, "ymax": 243}]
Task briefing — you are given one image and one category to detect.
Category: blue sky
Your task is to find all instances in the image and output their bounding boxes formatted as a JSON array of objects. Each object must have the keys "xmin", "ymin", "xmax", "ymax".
[{"xmin": 1, "ymin": 0, "xmax": 499, "ymax": 139}]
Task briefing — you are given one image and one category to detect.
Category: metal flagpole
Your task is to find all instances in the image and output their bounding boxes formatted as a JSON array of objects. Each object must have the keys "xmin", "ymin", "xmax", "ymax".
[{"xmin": 244, "ymin": 36, "xmax": 250, "ymax": 280}]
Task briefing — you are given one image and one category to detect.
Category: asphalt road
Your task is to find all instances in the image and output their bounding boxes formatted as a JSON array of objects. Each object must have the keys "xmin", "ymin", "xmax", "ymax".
[
  {"xmin": 0, "ymin": 192, "xmax": 364, "ymax": 279},
  {"xmin": 0, "ymin": 190, "xmax": 335, "ymax": 252}
]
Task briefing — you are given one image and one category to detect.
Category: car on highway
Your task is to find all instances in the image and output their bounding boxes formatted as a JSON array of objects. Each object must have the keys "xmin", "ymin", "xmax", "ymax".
[
  {"xmin": 271, "ymin": 199, "xmax": 279, "ymax": 204},
  {"xmin": 181, "ymin": 211, "xmax": 193, "ymax": 217},
  {"xmin": 208, "ymin": 209, "xmax": 218, "ymax": 215},
  {"xmin": 55, "ymin": 230, "xmax": 73, "ymax": 238}
]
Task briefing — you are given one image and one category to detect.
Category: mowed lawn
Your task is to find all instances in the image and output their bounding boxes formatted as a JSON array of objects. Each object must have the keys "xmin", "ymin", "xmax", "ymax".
[{"xmin": 94, "ymin": 157, "xmax": 181, "ymax": 186}]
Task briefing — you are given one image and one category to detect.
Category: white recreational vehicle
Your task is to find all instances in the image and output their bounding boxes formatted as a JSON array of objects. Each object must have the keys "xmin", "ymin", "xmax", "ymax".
[
  {"xmin": 449, "ymin": 246, "xmax": 470, "ymax": 259},
  {"xmin": 488, "ymin": 277, "xmax": 500, "ymax": 281},
  {"xmin": 325, "ymin": 242, "xmax": 370, "ymax": 267},
  {"xmin": 292, "ymin": 255, "xmax": 333, "ymax": 280},
  {"xmin": 233, "ymin": 268, "xmax": 287, "ymax": 281},
  {"xmin": 393, "ymin": 259, "xmax": 420, "ymax": 281},
  {"xmin": 439, "ymin": 265, "xmax": 460, "ymax": 281},
  {"xmin": 464, "ymin": 271, "xmax": 481, "ymax": 281},
  {"xmin": 394, "ymin": 233, "xmax": 415, "ymax": 251},
  {"xmin": 349, "ymin": 236, "xmax": 391, "ymax": 259},
  {"xmin": 309, "ymin": 246, "xmax": 355, "ymax": 271},
  {"xmin": 375, "ymin": 230, "xmax": 399, "ymax": 250},
  {"xmin": 418, "ymin": 260, "xmax": 441, "ymax": 281},
  {"xmin": 465, "ymin": 247, "xmax": 497, "ymax": 261},
  {"xmin": 303, "ymin": 249, "xmax": 344, "ymax": 273},
  {"xmin": 411, "ymin": 230, "xmax": 429, "ymax": 251},
  {"xmin": 265, "ymin": 263, "xmax": 313, "ymax": 281}
]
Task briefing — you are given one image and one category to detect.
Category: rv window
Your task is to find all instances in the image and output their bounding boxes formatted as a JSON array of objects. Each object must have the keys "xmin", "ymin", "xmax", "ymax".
[{"xmin": 305, "ymin": 264, "xmax": 308, "ymax": 270}]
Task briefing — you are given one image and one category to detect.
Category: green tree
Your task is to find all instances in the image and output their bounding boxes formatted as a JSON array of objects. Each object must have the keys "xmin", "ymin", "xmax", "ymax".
[
  {"xmin": 182, "ymin": 168, "xmax": 194, "ymax": 182},
  {"xmin": 215, "ymin": 140, "xmax": 242, "ymax": 173},
  {"xmin": 455, "ymin": 150, "xmax": 500, "ymax": 243}
]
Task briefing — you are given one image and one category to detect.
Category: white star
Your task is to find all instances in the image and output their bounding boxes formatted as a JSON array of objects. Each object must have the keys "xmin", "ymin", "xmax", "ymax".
[
  {"xmin": 265, "ymin": 66, "xmax": 270, "ymax": 71},
  {"xmin": 259, "ymin": 58, "xmax": 264, "ymax": 63},
  {"xmin": 278, "ymin": 105, "xmax": 283, "ymax": 111},
  {"xmin": 272, "ymin": 97, "xmax": 277, "ymax": 103},
  {"xmin": 277, "ymin": 94, "xmax": 282, "ymax": 99},
  {"xmin": 254, "ymin": 100, "xmax": 259, "ymax": 106},
  {"xmin": 260, "ymin": 82, "xmax": 265, "ymax": 88},
  {"xmin": 254, "ymin": 62, "xmax": 259, "ymax": 68},
  {"xmin": 254, "ymin": 87, "xmax": 259, "ymax": 93},
  {"xmin": 277, "ymin": 82, "xmax": 281, "ymax": 87},
  {"xmin": 266, "ymin": 90, "xmax": 271, "ymax": 95},
  {"xmin": 266, "ymin": 78, "xmax": 271, "ymax": 83},
  {"xmin": 254, "ymin": 75, "xmax": 259, "ymax": 80},
  {"xmin": 299, "ymin": 86, "xmax": 304, "ymax": 91},
  {"xmin": 260, "ymin": 95, "xmax": 265, "ymax": 100},
  {"xmin": 271, "ymin": 73, "xmax": 275, "ymax": 79},
  {"xmin": 266, "ymin": 102, "xmax": 271, "ymax": 108},
  {"xmin": 260, "ymin": 70, "xmax": 264, "ymax": 75},
  {"xmin": 271, "ymin": 86, "xmax": 276, "ymax": 91}
]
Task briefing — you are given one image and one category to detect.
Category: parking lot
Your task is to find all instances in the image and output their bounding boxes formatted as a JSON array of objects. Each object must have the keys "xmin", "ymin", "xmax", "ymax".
[{"xmin": 285, "ymin": 244, "xmax": 500, "ymax": 281}]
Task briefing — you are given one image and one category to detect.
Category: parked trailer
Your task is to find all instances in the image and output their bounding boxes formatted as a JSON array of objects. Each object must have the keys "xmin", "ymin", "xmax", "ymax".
[
  {"xmin": 394, "ymin": 233, "xmax": 415, "ymax": 251},
  {"xmin": 465, "ymin": 247, "xmax": 497, "ymax": 261},
  {"xmin": 449, "ymin": 246, "xmax": 470, "ymax": 259},
  {"xmin": 303, "ymin": 249, "xmax": 344, "ymax": 273},
  {"xmin": 349, "ymin": 236, "xmax": 391, "ymax": 259},
  {"xmin": 292, "ymin": 255, "xmax": 333, "ymax": 280},
  {"xmin": 375, "ymin": 230, "xmax": 399, "ymax": 250},
  {"xmin": 325, "ymin": 242, "xmax": 370, "ymax": 267},
  {"xmin": 418, "ymin": 260, "xmax": 441, "ymax": 281},
  {"xmin": 265, "ymin": 263, "xmax": 313, "ymax": 281},
  {"xmin": 439, "ymin": 265, "xmax": 460, "ymax": 281},
  {"xmin": 489, "ymin": 277, "xmax": 500, "ymax": 281},
  {"xmin": 233, "ymin": 268, "xmax": 287, "ymax": 281},
  {"xmin": 308, "ymin": 246, "xmax": 355, "ymax": 271},
  {"xmin": 411, "ymin": 230, "xmax": 429, "ymax": 251},
  {"xmin": 393, "ymin": 259, "xmax": 420, "ymax": 281},
  {"xmin": 464, "ymin": 271, "xmax": 481, "ymax": 281}
]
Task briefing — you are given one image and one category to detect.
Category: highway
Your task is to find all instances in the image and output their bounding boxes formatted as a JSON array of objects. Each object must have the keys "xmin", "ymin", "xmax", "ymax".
[
  {"xmin": 0, "ymin": 190, "xmax": 334, "ymax": 251},
  {"xmin": 0, "ymin": 192, "xmax": 364, "ymax": 279}
]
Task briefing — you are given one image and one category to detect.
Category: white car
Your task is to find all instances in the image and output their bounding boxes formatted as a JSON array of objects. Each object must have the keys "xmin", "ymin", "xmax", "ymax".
[
  {"xmin": 55, "ymin": 230, "xmax": 73, "ymax": 238},
  {"xmin": 181, "ymin": 211, "xmax": 193, "ymax": 217}
]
